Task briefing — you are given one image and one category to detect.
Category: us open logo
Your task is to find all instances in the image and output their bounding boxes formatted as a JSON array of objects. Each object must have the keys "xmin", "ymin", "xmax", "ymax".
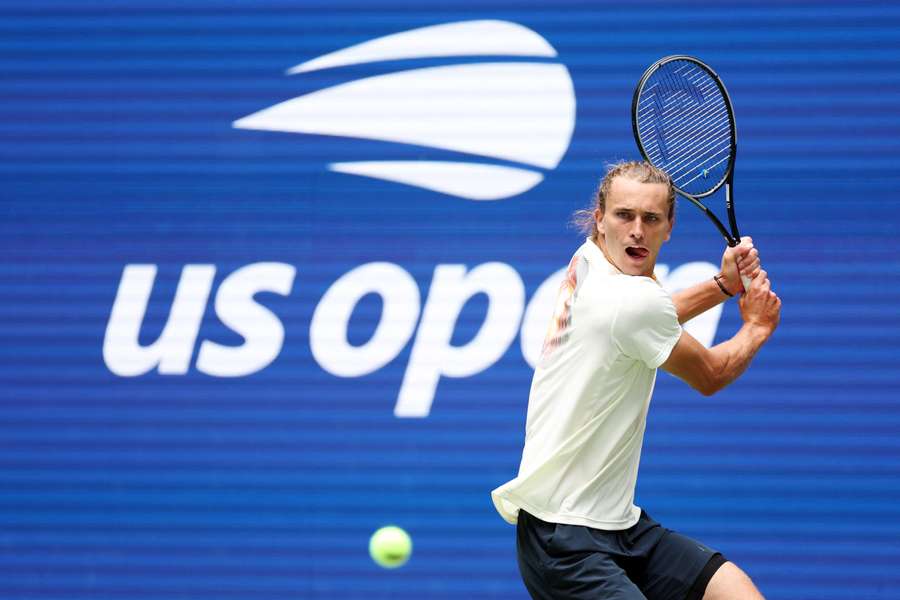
[{"xmin": 233, "ymin": 20, "xmax": 576, "ymax": 200}]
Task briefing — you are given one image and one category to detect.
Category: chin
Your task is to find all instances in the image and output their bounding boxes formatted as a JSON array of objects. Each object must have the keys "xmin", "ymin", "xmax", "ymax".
[
  {"xmin": 620, "ymin": 258, "xmax": 649, "ymax": 276},
  {"xmin": 629, "ymin": 263, "xmax": 656, "ymax": 277}
]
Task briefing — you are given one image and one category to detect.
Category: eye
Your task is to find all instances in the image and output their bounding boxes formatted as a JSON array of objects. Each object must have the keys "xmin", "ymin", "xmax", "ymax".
[{"xmin": 645, "ymin": 214, "xmax": 660, "ymax": 223}]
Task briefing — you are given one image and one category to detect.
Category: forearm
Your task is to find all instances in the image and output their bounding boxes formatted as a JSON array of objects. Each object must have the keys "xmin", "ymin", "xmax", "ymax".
[
  {"xmin": 704, "ymin": 323, "xmax": 771, "ymax": 395},
  {"xmin": 672, "ymin": 276, "xmax": 732, "ymax": 324}
]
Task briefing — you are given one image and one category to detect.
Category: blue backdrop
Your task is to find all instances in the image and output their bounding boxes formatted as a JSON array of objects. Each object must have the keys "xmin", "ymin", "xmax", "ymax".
[{"xmin": 3, "ymin": 1, "xmax": 900, "ymax": 598}]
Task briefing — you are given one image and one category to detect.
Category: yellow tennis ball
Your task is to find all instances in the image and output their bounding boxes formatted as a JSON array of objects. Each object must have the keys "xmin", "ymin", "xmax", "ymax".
[{"xmin": 369, "ymin": 525, "xmax": 412, "ymax": 569}]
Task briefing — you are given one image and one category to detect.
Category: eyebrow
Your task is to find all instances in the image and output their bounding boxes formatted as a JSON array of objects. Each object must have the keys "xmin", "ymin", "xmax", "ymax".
[{"xmin": 615, "ymin": 208, "xmax": 661, "ymax": 217}]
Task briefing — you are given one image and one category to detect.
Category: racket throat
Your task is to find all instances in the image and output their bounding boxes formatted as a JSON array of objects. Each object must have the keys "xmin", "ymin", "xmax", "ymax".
[{"xmin": 725, "ymin": 181, "xmax": 741, "ymax": 244}]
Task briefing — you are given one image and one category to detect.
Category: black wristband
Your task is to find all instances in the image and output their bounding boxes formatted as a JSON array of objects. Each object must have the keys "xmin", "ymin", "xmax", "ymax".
[{"xmin": 713, "ymin": 275, "xmax": 734, "ymax": 297}]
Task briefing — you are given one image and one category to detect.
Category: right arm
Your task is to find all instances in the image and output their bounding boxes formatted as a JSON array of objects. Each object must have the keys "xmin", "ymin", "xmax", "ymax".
[{"xmin": 661, "ymin": 269, "xmax": 781, "ymax": 396}]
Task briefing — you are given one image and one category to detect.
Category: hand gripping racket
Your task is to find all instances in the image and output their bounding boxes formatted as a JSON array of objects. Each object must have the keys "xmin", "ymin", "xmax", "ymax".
[{"xmin": 632, "ymin": 55, "xmax": 751, "ymax": 291}]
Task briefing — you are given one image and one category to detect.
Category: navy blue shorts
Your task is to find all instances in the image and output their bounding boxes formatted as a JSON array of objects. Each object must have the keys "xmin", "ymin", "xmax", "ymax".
[{"xmin": 516, "ymin": 510, "xmax": 727, "ymax": 600}]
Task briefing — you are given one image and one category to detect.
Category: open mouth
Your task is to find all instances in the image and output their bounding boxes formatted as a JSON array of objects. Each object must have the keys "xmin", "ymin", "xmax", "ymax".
[{"xmin": 625, "ymin": 246, "xmax": 649, "ymax": 259}]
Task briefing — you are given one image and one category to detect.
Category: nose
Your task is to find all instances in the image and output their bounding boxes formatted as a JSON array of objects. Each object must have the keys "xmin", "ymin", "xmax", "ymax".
[{"xmin": 630, "ymin": 220, "xmax": 644, "ymax": 241}]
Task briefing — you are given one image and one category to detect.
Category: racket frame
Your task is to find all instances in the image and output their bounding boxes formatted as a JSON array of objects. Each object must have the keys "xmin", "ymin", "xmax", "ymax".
[{"xmin": 631, "ymin": 55, "xmax": 741, "ymax": 247}]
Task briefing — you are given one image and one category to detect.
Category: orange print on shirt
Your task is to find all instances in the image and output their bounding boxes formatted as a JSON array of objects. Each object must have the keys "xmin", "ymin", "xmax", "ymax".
[{"xmin": 540, "ymin": 254, "xmax": 581, "ymax": 363}]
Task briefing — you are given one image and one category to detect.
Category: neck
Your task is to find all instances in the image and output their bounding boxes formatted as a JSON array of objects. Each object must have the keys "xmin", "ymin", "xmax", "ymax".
[{"xmin": 592, "ymin": 236, "xmax": 621, "ymax": 273}]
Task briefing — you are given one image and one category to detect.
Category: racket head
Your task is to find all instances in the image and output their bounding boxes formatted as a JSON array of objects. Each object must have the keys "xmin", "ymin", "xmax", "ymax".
[{"xmin": 632, "ymin": 55, "xmax": 737, "ymax": 199}]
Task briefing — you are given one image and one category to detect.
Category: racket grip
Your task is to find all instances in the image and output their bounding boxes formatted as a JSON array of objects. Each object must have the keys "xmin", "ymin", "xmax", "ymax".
[{"xmin": 740, "ymin": 274, "xmax": 752, "ymax": 293}]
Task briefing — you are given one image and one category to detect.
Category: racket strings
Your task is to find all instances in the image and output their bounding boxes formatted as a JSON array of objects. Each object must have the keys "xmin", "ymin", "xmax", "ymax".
[
  {"xmin": 654, "ymin": 75, "xmax": 730, "ymax": 175},
  {"xmin": 648, "ymin": 64, "xmax": 727, "ymax": 146},
  {"xmin": 646, "ymin": 71, "xmax": 727, "ymax": 165},
  {"xmin": 642, "ymin": 110, "xmax": 729, "ymax": 186},
  {"xmin": 639, "ymin": 110, "xmax": 728, "ymax": 177},
  {"xmin": 635, "ymin": 61, "xmax": 733, "ymax": 195},
  {"xmin": 645, "ymin": 111, "xmax": 728, "ymax": 174},
  {"xmin": 642, "ymin": 86, "xmax": 728, "ymax": 177}
]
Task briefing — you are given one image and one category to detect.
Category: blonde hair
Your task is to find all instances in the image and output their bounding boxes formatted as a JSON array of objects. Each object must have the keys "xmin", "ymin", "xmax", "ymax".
[{"xmin": 572, "ymin": 161, "xmax": 676, "ymax": 241}]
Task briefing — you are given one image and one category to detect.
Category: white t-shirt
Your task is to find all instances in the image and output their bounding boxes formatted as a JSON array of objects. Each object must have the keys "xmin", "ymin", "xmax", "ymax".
[{"xmin": 491, "ymin": 239, "xmax": 682, "ymax": 530}]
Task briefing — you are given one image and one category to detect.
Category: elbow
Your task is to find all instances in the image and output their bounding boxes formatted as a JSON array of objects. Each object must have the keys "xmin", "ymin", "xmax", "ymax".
[
  {"xmin": 695, "ymin": 373, "xmax": 724, "ymax": 397},
  {"xmin": 696, "ymin": 382, "xmax": 717, "ymax": 397},
  {"xmin": 696, "ymin": 355, "xmax": 732, "ymax": 396}
]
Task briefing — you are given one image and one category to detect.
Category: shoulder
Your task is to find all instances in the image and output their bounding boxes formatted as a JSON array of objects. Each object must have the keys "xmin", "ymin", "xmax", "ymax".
[
  {"xmin": 611, "ymin": 275, "xmax": 678, "ymax": 337},
  {"xmin": 610, "ymin": 276, "xmax": 681, "ymax": 367},
  {"xmin": 614, "ymin": 276, "xmax": 674, "ymax": 313}
]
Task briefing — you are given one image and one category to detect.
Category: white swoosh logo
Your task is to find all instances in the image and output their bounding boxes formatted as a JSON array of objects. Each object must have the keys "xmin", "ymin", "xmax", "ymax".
[
  {"xmin": 286, "ymin": 19, "xmax": 558, "ymax": 74},
  {"xmin": 233, "ymin": 21, "xmax": 576, "ymax": 200},
  {"xmin": 330, "ymin": 161, "xmax": 544, "ymax": 201}
]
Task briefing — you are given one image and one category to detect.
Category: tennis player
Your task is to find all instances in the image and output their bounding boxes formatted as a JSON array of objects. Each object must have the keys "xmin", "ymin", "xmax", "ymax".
[{"xmin": 492, "ymin": 161, "xmax": 780, "ymax": 600}]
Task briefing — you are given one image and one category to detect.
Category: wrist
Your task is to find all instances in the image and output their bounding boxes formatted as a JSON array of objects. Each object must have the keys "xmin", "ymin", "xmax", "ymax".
[
  {"xmin": 713, "ymin": 273, "xmax": 734, "ymax": 298},
  {"xmin": 716, "ymin": 270, "xmax": 743, "ymax": 296},
  {"xmin": 742, "ymin": 321, "xmax": 773, "ymax": 344}
]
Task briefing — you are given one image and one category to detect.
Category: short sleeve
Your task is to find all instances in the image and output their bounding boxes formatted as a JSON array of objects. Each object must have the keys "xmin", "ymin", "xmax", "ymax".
[{"xmin": 612, "ymin": 279, "xmax": 682, "ymax": 369}]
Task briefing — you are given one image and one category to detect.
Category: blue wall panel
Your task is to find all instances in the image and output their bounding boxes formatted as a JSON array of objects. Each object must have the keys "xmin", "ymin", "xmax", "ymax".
[{"xmin": 2, "ymin": 2, "xmax": 900, "ymax": 598}]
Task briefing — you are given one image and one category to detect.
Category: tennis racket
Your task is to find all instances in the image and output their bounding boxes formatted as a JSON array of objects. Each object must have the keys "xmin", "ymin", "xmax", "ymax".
[{"xmin": 631, "ymin": 55, "xmax": 751, "ymax": 291}]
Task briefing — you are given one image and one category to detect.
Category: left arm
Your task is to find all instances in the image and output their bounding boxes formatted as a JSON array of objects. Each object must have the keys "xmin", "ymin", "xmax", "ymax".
[{"xmin": 671, "ymin": 237, "xmax": 760, "ymax": 324}]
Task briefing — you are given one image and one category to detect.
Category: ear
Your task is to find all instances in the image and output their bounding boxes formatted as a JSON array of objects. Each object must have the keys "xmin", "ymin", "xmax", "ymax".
[
  {"xmin": 594, "ymin": 207, "xmax": 605, "ymax": 236},
  {"xmin": 664, "ymin": 213, "xmax": 674, "ymax": 242}
]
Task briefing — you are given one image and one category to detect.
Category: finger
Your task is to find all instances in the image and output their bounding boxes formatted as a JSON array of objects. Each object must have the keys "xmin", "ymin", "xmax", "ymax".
[
  {"xmin": 740, "ymin": 255, "xmax": 760, "ymax": 274},
  {"xmin": 732, "ymin": 247, "xmax": 750, "ymax": 263},
  {"xmin": 740, "ymin": 236, "xmax": 753, "ymax": 246}
]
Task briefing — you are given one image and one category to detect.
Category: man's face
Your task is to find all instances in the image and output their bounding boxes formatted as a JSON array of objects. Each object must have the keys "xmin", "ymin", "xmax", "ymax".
[{"xmin": 594, "ymin": 176, "xmax": 673, "ymax": 277}]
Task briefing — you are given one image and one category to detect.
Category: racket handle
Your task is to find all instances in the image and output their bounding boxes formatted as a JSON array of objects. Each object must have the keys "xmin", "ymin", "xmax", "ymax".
[{"xmin": 729, "ymin": 231, "xmax": 752, "ymax": 293}]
